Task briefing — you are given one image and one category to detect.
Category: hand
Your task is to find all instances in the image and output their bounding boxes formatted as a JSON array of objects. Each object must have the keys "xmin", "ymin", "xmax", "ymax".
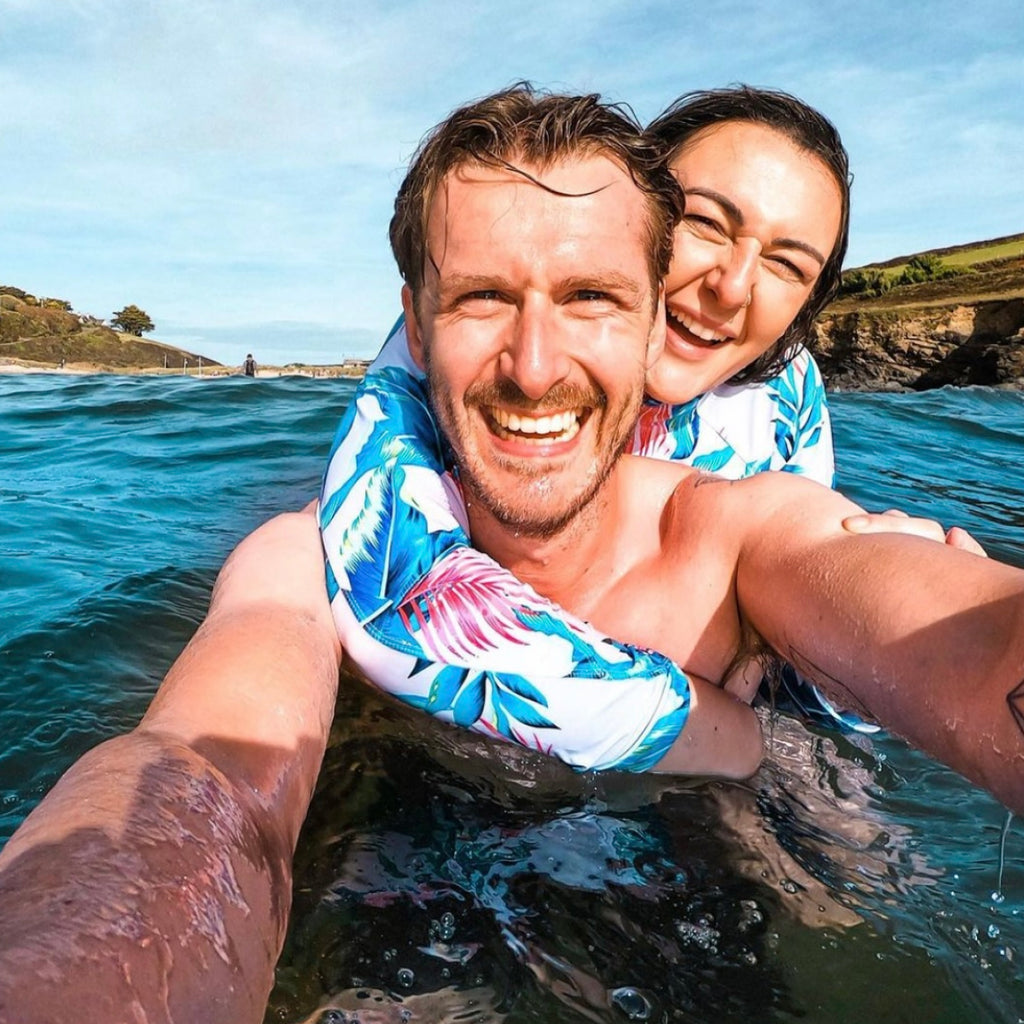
[{"xmin": 842, "ymin": 508, "xmax": 987, "ymax": 557}]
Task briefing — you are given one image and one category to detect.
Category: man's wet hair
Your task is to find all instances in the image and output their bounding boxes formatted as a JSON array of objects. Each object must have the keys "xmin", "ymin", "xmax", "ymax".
[
  {"xmin": 648, "ymin": 86, "xmax": 852, "ymax": 383},
  {"xmin": 390, "ymin": 82, "xmax": 684, "ymax": 302}
]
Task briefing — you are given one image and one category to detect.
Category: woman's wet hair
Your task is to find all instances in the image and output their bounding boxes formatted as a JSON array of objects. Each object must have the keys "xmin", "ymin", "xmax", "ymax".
[{"xmin": 648, "ymin": 86, "xmax": 852, "ymax": 383}]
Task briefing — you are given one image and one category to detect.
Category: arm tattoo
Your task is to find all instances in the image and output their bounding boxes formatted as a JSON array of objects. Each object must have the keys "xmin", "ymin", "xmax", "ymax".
[
  {"xmin": 1007, "ymin": 679, "xmax": 1024, "ymax": 739},
  {"xmin": 784, "ymin": 644, "xmax": 877, "ymax": 722}
]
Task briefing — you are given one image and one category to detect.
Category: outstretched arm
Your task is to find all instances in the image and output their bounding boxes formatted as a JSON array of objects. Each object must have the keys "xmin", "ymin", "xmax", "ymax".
[
  {"xmin": 0, "ymin": 508, "xmax": 341, "ymax": 1023},
  {"xmin": 727, "ymin": 473, "xmax": 1024, "ymax": 813}
]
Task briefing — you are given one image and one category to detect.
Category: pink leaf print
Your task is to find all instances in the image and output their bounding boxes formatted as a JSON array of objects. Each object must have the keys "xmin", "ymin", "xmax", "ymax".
[{"xmin": 398, "ymin": 547, "xmax": 558, "ymax": 663}]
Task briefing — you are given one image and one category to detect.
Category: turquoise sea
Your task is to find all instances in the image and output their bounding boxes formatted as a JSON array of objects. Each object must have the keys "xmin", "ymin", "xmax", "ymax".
[{"xmin": 2, "ymin": 372, "xmax": 1024, "ymax": 1022}]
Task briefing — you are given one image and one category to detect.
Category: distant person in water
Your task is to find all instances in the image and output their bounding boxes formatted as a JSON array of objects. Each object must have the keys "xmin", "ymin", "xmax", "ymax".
[{"xmin": 243, "ymin": 353, "xmax": 257, "ymax": 377}]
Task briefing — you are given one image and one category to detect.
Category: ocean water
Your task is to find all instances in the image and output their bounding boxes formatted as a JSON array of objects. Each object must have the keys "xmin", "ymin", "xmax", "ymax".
[{"xmin": 2, "ymin": 372, "xmax": 1023, "ymax": 1023}]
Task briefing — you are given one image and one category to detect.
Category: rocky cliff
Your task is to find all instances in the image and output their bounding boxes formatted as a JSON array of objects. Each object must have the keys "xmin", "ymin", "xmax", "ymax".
[{"xmin": 814, "ymin": 255, "xmax": 1024, "ymax": 391}]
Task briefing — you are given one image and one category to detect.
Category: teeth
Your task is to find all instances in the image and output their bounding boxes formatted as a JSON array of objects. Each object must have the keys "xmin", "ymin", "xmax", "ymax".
[
  {"xmin": 489, "ymin": 407, "xmax": 582, "ymax": 443},
  {"xmin": 668, "ymin": 309, "xmax": 728, "ymax": 345}
]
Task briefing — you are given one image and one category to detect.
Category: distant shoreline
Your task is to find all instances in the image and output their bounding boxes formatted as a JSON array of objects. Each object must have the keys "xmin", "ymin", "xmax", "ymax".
[{"xmin": 0, "ymin": 358, "xmax": 367, "ymax": 379}]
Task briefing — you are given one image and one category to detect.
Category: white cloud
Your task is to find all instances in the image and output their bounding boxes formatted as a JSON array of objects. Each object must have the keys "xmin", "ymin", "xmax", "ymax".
[{"xmin": 2, "ymin": 0, "xmax": 1022, "ymax": 359}]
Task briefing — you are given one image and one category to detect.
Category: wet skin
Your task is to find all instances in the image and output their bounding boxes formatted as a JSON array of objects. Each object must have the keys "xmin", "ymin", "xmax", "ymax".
[{"xmin": 404, "ymin": 156, "xmax": 664, "ymax": 541}]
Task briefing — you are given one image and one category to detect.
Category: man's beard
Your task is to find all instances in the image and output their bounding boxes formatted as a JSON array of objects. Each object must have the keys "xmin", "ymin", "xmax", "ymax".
[{"xmin": 424, "ymin": 367, "xmax": 642, "ymax": 540}]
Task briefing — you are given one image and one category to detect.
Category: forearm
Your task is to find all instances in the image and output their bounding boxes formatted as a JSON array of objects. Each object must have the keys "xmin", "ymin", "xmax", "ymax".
[
  {"xmin": 0, "ymin": 509, "xmax": 343, "ymax": 1021},
  {"xmin": 0, "ymin": 733, "xmax": 292, "ymax": 1023},
  {"xmin": 742, "ymin": 528, "xmax": 1024, "ymax": 813},
  {"xmin": 653, "ymin": 675, "xmax": 763, "ymax": 779}
]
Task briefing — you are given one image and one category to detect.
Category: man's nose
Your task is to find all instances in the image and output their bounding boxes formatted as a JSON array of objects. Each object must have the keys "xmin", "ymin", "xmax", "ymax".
[
  {"xmin": 706, "ymin": 237, "xmax": 759, "ymax": 310},
  {"xmin": 498, "ymin": 299, "xmax": 571, "ymax": 400}
]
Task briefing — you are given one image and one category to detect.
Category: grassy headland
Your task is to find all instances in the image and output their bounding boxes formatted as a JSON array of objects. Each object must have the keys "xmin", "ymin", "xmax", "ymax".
[
  {"xmin": 0, "ymin": 287, "xmax": 367, "ymax": 377},
  {"xmin": 817, "ymin": 232, "xmax": 1024, "ymax": 390},
  {"xmin": 831, "ymin": 231, "xmax": 1024, "ymax": 312}
]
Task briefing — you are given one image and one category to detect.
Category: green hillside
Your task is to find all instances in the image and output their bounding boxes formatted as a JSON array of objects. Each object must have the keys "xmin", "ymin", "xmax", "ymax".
[
  {"xmin": 833, "ymin": 232, "xmax": 1024, "ymax": 311},
  {"xmin": 0, "ymin": 287, "xmax": 218, "ymax": 370}
]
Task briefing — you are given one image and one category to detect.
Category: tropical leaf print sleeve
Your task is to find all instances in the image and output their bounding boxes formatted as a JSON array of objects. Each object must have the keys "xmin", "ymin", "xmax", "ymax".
[
  {"xmin": 769, "ymin": 349, "xmax": 835, "ymax": 487},
  {"xmin": 631, "ymin": 347, "xmax": 835, "ymax": 487},
  {"xmin": 319, "ymin": 320, "xmax": 691, "ymax": 773}
]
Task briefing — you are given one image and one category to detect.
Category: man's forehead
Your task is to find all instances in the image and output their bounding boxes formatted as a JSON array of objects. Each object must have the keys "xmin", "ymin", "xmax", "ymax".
[{"xmin": 430, "ymin": 153, "xmax": 641, "ymax": 222}]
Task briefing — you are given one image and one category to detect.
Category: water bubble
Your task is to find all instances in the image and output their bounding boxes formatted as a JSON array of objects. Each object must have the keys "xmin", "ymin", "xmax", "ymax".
[
  {"xmin": 737, "ymin": 899, "xmax": 764, "ymax": 932},
  {"xmin": 676, "ymin": 919, "xmax": 720, "ymax": 952},
  {"xmin": 610, "ymin": 987, "xmax": 652, "ymax": 1020},
  {"xmin": 988, "ymin": 924, "xmax": 1001, "ymax": 940},
  {"xmin": 780, "ymin": 878, "xmax": 800, "ymax": 894},
  {"xmin": 991, "ymin": 891, "xmax": 1006, "ymax": 905},
  {"xmin": 438, "ymin": 911, "xmax": 456, "ymax": 941},
  {"xmin": 396, "ymin": 967, "xmax": 415, "ymax": 989}
]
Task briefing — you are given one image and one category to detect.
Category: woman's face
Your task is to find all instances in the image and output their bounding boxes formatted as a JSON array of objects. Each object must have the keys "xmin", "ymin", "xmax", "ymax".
[{"xmin": 645, "ymin": 120, "xmax": 843, "ymax": 404}]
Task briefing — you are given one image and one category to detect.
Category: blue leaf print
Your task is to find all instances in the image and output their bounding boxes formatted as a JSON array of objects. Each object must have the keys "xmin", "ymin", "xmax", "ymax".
[
  {"xmin": 693, "ymin": 447, "xmax": 734, "ymax": 474},
  {"xmin": 453, "ymin": 674, "xmax": 486, "ymax": 726},
  {"xmin": 427, "ymin": 665, "xmax": 469, "ymax": 712},
  {"xmin": 492, "ymin": 682, "xmax": 558, "ymax": 730},
  {"xmin": 494, "ymin": 673, "xmax": 550, "ymax": 708},
  {"xmin": 616, "ymin": 705, "xmax": 690, "ymax": 772}
]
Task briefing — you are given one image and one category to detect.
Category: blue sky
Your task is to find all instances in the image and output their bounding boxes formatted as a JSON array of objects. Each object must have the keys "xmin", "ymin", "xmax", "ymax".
[{"xmin": 3, "ymin": 0, "xmax": 1022, "ymax": 366}]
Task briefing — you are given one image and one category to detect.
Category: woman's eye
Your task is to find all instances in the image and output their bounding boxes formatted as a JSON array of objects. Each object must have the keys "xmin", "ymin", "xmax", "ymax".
[
  {"xmin": 684, "ymin": 214, "xmax": 725, "ymax": 236},
  {"xmin": 769, "ymin": 257, "xmax": 811, "ymax": 283}
]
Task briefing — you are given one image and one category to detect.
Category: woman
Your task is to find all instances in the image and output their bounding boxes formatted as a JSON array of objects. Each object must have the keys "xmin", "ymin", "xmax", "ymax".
[
  {"xmin": 320, "ymin": 87, "xmax": 901, "ymax": 773},
  {"xmin": 632, "ymin": 87, "xmax": 847, "ymax": 485}
]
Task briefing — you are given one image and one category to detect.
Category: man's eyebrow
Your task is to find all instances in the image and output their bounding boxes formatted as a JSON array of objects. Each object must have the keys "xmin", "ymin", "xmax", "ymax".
[
  {"xmin": 435, "ymin": 273, "xmax": 511, "ymax": 300},
  {"xmin": 685, "ymin": 186, "xmax": 827, "ymax": 267},
  {"xmin": 561, "ymin": 273, "xmax": 646, "ymax": 299}
]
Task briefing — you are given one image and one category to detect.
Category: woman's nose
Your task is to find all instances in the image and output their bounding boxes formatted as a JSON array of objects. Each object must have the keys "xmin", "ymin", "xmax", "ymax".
[{"xmin": 707, "ymin": 237, "xmax": 759, "ymax": 310}]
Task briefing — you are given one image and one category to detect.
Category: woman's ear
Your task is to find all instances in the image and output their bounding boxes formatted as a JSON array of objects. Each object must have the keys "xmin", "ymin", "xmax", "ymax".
[{"xmin": 401, "ymin": 285, "xmax": 426, "ymax": 370}]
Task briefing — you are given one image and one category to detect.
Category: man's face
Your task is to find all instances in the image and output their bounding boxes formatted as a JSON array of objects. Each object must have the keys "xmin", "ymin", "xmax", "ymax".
[{"xmin": 404, "ymin": 155, "xmax": 664, "ymax": 539}]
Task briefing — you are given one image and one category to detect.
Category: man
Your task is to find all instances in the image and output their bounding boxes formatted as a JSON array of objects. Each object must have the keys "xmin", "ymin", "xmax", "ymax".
[
  {"xmin": 1, "ymin": 85, "xmax": 1022, "ymax": 1020},
  {"xmin": 371, "ymin": 84, "xmax": 1024, "ymax": 804}
]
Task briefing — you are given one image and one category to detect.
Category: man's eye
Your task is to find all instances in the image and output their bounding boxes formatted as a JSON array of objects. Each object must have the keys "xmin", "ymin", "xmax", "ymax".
[
  {"xmin": 459, "ymin": 290, "xmax": 502, "ymax": 305},
  {"xmin": 574, "ymin": 289, "xmax": 610, "ymax": 302}
]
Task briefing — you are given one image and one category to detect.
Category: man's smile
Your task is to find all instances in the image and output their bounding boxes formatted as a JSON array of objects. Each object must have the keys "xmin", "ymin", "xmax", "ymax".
[{"xmin": 486, "ymin": 405, "xmax": 585, "ymax": 444}]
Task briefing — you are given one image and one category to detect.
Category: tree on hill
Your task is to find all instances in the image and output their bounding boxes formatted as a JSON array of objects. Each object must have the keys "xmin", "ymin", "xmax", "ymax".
[{"xmin": 112, "ymin": 305, "xmax": 154, "ymax": 336}]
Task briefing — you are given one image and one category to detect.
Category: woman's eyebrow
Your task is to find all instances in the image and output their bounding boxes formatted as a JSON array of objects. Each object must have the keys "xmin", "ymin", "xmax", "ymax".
[
  {"xmin": 685, "ymin": 186, "xmax": 744, "ymax": 225},
  {"xmin": 773, "ymin": 237, "xmax": 827, "ymax": 267}
]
